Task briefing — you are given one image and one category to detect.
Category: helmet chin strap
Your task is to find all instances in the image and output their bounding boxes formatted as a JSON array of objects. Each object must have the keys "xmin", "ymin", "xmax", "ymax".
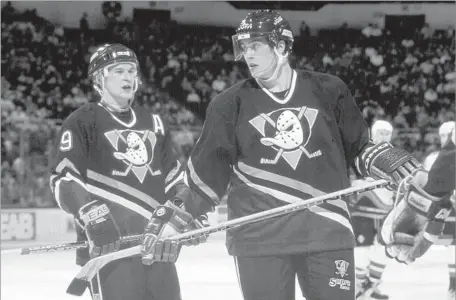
[{"xmin": 253, "ymin": 48, "xmax": 288, "ymax": 85}]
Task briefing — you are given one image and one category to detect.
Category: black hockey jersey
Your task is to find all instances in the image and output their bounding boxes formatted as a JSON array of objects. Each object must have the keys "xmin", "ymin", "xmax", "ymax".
[
  {"xmin": 50, "ymin": 103, "xmax": 183, "ymax": 263},
  {"xmin": 185, "ymin": 70, "xmax": 370, "ymax": 256}
]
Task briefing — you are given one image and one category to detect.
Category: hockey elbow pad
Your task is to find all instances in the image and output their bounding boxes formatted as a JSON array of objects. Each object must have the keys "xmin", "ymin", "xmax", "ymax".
[
  {"xmin": 357, "ymin": 142, "xmax": 422, "ymax": 189},
  {"xmin": 404, "ymin": 170, "xmax": 453, "ymax": 241}
]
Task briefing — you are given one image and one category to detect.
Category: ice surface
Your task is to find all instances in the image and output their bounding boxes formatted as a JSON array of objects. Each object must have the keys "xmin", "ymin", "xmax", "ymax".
[{"xmin": 2, "ymin": 238, "xmax": 453, "ymax": 300}]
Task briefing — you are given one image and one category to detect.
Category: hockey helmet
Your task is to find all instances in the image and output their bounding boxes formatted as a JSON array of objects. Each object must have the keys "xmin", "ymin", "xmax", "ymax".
[
  {"xmin": 371, "ymin": 120, "xmax": 393, "ymax": 144},
  {"xmin": 88, "ymin": 43, "xmax": 139, "ymax": 77},
  {"xmin": 439, "ymin": 121, "xmax": 455, "ymax": 145},
  {"xmin": 232, "ymin": 10, "xmax": 294, "ymax": 61},
  {"xmin": 88, "ymin": 43, "xmax": 140, "ymax": 95}
]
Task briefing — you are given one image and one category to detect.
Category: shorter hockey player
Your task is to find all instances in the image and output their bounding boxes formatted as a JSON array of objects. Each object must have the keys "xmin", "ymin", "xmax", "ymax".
[
  {"xmin": 352, "ymin": 120, "xmax": 394, "ymax": 300},
  {"xmin": 50, "ymin": 43, "xmax": 207, "ymax": 300}
]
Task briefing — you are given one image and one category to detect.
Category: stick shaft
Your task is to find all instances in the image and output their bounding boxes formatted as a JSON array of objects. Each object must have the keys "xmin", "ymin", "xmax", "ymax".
[
  {"xmin": 1, "ymin": 234, "xmax": 142, "ymax": 256},
  {"xmin": 71, "ymin": 179, "xmax": 389, "ymax": 284},
  {"xmin": 170, "ymin": 179, "xmax": 389, "ymax": 243}
]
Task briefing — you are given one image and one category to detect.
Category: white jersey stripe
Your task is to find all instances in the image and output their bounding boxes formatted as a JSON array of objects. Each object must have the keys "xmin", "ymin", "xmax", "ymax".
[
  {"xmin": 55, "ymin": 157, "xmax": 81, "ymax": 174},
  {"xmin": 237, "ymin": 162, "xmax": 325, "ymax": 198},
  {"xmin": 325, "ymin": 198, "xmax": 350, "ymax": 214},
  {"xmin": 237, "ymin": 163, "xmax": 349, "ymax": 213},
  {"xmin": 233, "ymin": 168, "xmax": 302, "ymax": 204},
  {"xmin": 187, "ymin": 158, "xmax": 220, "ymax": 203},
  {"xmin": 234, "ymin": 168, "xmax": 353, "ymax": 233},
  {"xmin": 87, "ymin": 169, "xmax": 160, "ymax": 208},
  {"xmin": 165, "ymin": 160, "xmax": 182, "ymax": 185},
  {"xmin": 87, "ymin": 184, "xmax": 152, "ymax": 219},
  {"xmin": 309, "ymin": 206, "xmax": 354, "ymax": 234},
  {"xmin": 165, "ymin": 171, "xmax": 184, "ymax": 194},
  {"xmin": 53, "ymin": 173, "xmax": 87, "ymax": 211}
]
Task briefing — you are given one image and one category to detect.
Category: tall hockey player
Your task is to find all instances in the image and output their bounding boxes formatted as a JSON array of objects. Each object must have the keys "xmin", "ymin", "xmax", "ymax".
[
  {"xmin": 352, "ymin": 120, "xmax": 395, "ymax": 300},
  {"xmin": 141, "ymin": 10, "xmax": 423, "ymax": 300},
  {"xmin": 50, "ymin": 43, "xmax": 206, "ymax": 300}
]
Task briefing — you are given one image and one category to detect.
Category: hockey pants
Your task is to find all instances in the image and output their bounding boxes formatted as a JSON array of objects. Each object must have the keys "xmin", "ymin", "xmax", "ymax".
[
  {"xmin": 89, "ymin": 256, "xmax": 181, "ymax": 300},
  {"xmin": 234, "ymin": 248, "xmax": 355, "ymax": 300}
]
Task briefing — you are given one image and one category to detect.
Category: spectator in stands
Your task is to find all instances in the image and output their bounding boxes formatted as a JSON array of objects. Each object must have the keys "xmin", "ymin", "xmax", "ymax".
[
  {"xmin": 1, "ymin": 2, "xmax": 454, "ymax": 208},
  {"xmin": 79, "ymin": 12, "xmax": 89, "ymax": 35}
]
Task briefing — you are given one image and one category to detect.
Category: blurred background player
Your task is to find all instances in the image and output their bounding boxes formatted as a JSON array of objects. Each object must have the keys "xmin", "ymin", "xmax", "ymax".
[
  {"xmin": 379, "ymin": 122, "xmax": 455, "ymax": 297},
  {"xmin": 355, "ymin": 120, "xmax": 456, "ymax": 300},
  {"xmin": 424, "ymin": 121, "xmax": 456, "ymax": 170},
  {"xmin": 422, "ymin": 121, "xmax": 455, "ymax": 300},
  {"xmin": 141, "ymin": 10, "xmax": 423, "ymax": 300},
  {"xmin": 49, "ymin": 43, "xmax": 205, "ymax": 300},
  {"xmin": 352, "ymin": 120, "xmax": 395, "ymax": 300}
]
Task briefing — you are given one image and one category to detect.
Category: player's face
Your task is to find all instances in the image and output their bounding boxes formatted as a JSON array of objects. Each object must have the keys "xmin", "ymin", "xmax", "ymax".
[
  {"xmin": 240, "ymin": 37, "xmax": 277, "ymax": 79},
  {"xmin": 373, "ymin": 129, "xmax": 392, "ymax": 144},
  {"xmin": 440, "ymin": 131, "xmax": 451, "ymax": 146},
  {"xmin": 104, "ymin": 63, "xmax": 138, "ymax": 105}
]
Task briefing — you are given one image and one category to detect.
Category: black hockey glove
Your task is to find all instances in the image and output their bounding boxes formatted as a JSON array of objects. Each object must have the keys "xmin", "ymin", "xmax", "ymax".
[
  {"xmin": 141, "ymin": 200, "xmax": 194, "ymax": 265},
  {"xmin": 357, "ymin": 142, "xmax": 422, "ymax": 190},
  {"xmin": 378, "ymin": 169, "xmax": 453, "ymax": 264},
  {"xmin": 78, "ymin": 200, "xmax": 122, "ymax": 258}
]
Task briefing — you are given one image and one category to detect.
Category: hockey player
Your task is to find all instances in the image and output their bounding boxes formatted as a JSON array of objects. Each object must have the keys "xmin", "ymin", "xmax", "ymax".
[
  {"xmin": 141, "ymin": 10, "xmax": 423, "ymax": 300},
  {"xmin": 352, "ymin": 120, "xmax": 395, "ymax": 300},
  {"xmin": 423, "ymin": 121, "xmax": 455, "ymax": 170},
  {"xmin": 422, "ymin": 121, "xmax": 455, "ymax": 300},
  {"xmin": 50, "ymin": 43, "xmax": 206, "ymax": 300},
  {"xmin": 379, "ymin": 122, "xmax": 455, "ymax": 270}
]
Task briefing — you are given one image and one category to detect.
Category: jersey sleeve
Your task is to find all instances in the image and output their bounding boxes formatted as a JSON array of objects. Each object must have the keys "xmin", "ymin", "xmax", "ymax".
[
  {"xmin": 331, "ymin": 77, "xmax": 370, "ymax": 167},
  {"xmin": 183, "ymin": 96, "xmax": 237, "ymax": 216},
  {"xmin": 49, "ymin": 111, "xmax": 93, "ymax": 216},
  {"xmin": 157, "ymin": 117, "xmax": 185, "ymax": 199}
]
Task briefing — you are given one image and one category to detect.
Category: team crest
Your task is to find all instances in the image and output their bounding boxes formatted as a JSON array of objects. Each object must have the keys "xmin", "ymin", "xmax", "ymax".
[
  {"xmin": 104, "ymin": 129, "xmax": 161, "ymax": 183},
  {"xmin": 334, "ymin": 260, "xmax": 349, "ymax": 278},
  {"xmin": 249, "ymin": 106, "xmax": 322, "ymax": 170}
]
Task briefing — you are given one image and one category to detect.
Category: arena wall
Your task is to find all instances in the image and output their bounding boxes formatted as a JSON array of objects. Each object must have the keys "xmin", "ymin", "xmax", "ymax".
[{"xmin": 10, "ymin": 2, "xmax": 455, "ymax": 32}]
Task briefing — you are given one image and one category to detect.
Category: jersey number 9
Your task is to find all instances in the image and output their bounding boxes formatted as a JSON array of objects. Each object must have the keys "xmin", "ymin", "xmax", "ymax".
[{"xmin": 60, "ymin": 130, "xmax": 73, "ymax": 152}]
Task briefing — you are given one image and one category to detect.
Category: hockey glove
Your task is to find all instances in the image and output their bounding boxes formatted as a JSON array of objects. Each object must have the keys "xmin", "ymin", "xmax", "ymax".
[
  {"xmin": 378, "ymin": 169, "xmax": 453, "ymax": 264},
  {"xmin": 358, "ymin": 142, "xmax": 422, "ymax": 190},
  {"xmin": 141, "ymin": 200, "xmax": 193, "ymax": 265},
  {"xmin": 182, "ymin": 214, "xmax": 210, "ymax": 246},
  {"xmin": 78, "ymin": 200, "xmax": 122, "ymax": 259}
]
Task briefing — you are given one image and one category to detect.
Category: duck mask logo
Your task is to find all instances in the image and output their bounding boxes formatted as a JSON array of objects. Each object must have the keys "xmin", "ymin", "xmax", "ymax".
[
  {"xmin": 104, "ymin": 129, "xmax": 162, "ymax": 183},
  {"xmin": 249, "ymin": 106, "xmax": 322, "ymax": 170}
]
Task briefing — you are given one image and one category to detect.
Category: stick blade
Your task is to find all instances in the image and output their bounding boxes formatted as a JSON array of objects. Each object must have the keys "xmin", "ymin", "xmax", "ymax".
[{"xmin": 66, "ymin": 277, "xmax": 89, "ymax": 296}]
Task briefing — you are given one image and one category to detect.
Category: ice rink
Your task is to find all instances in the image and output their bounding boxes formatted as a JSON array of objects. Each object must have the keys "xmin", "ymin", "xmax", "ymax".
[{"xmin": 2, "ymin": 236, "xmax": 454, "ymax": 300}]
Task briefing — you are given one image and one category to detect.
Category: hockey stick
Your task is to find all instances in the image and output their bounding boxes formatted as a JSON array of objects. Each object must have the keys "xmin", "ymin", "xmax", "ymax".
[
  {"xmin": 67, "ymin": 179, "xmax": 389, "ymax": 296},
  {"xmin": 1, "ymin": 234, "xmax": 143, "ymax": 256}
]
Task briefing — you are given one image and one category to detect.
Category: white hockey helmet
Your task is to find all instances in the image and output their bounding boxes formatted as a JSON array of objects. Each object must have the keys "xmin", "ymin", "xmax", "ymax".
[
  {"xmin": 439, "ymin": 121, "xmax": 455, "ymax": 146},
  {"xmin": 371, "ymin": 120, "xmax": 393, "ymax": 144}
]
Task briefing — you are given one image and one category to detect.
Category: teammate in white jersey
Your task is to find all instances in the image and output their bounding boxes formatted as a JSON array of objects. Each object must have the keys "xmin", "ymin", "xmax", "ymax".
[
  {"xmin": 424, "ymin": 121, "xmax": 455, "ymax": 170},
  {"xmin": 353, "ymin": 120, "xmax": 394, "ymax": 300}
]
